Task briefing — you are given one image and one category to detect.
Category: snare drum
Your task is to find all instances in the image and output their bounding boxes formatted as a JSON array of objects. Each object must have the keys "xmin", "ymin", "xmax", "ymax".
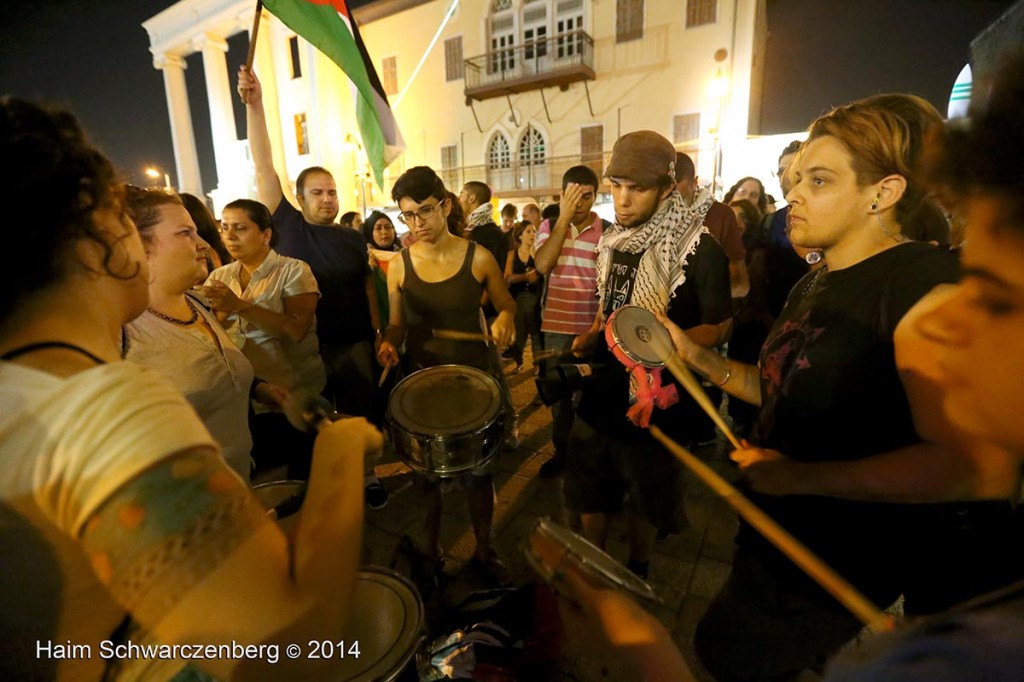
[
  {"xmin": 604, "ymin": 304, "xmax": 674, "ymax": 370},
  {"xmin": 387, "ymin": 365, "xmax": 503, "ymax": 477},
  {"xmin": 252, "ymin": 482, "xmax": 426, "ymax": 681},
  {"xmin": 525, "ymin": 517, "xmax": 659, "ymax": 604}
]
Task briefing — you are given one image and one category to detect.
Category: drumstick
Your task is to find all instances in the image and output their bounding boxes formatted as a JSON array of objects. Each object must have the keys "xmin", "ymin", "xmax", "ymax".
[
  {"xmin": 533, "ymin": 348, "xmax": 574, "ymax": 362},
  {"xmin": 646, "ymin": 331, "xmax": 743, "ymax": 450},
  {"xmin": 649, "ymin": 425, "xmax": 893, "ymax": 631},
  {"xmin": 432, "ymin": 328, "xmax": 496, "ymax": 343},
  {"xmin": 377, "ymin": 362, "xmax": 393, "ymax": 388},
  {"xmin": 664, "ymin": 354, "xmax": 743, "ymax": 450}
]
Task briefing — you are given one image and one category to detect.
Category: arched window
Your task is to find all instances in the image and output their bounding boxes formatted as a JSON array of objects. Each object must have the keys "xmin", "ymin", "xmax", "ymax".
[
  {"xmin": 518, "ymin": 125, "xmax": 546, "ymax": 167},
  {"xmin": 486, "ymin": 133, "xmax": 512, "ymax": 190},
  {"xmin": 517, "ymin": 125, "xmax": 548, "ymax": 189}
]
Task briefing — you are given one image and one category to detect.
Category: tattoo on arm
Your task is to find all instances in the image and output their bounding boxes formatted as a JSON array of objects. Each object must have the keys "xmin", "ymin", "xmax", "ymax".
[{"xmin": 81, "ymin": 447, "xmax": 268, "ymax": 627}]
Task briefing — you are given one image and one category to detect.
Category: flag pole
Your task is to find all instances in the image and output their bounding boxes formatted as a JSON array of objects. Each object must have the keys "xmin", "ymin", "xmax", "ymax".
[{"xmin": 240, "ymin": 0, "xmax": 264, "ymax": 103}]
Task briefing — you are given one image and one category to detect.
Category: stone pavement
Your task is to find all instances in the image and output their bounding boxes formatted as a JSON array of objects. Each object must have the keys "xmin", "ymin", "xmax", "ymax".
[{"xmin": 357, "ymin": 351, "xmax": 744, "ymax": 682}]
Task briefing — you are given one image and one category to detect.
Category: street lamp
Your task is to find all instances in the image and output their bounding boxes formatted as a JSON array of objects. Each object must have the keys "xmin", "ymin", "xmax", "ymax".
[
  {"xmin": 708, "ymin": 68, "xmax": 729, "ymax": 197},
  {"xmin": 343, "ymin": 134, "xmax": 367, "ymax": 217},
  {"xmin": 145, "ymin": 166, "xmax": 171, "ymax": 189}
]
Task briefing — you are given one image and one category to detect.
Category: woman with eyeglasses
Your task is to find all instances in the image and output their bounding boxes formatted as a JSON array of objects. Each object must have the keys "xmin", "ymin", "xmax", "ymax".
[
  {"xmin": 376, "ymin": 166, "xmax": 515, "ymax": 586},
  {"xmin": 378, "ymin": 168, "xmax": 515, "ymax": 373},
  {"xmin": 0, "ymin": 97, "xmax": 380, "ymax": 681},
  {"xmin": 724, "ymin": 175, "xmax": 768, "ymax": 215},
  {"xmin": 200, "ymin": 198, "xmax": 326, "ymax": 478}
]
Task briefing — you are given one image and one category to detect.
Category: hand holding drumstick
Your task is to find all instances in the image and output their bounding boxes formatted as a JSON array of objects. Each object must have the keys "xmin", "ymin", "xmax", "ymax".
[{"xmin": 653, "ymin": 312, "xmax": 806, "ymax": 495}]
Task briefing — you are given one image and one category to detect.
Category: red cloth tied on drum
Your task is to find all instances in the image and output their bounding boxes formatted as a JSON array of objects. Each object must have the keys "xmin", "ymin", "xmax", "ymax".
[{"xmin": 604, "ymin": 305, "xmax": 679, "ymax": 428}]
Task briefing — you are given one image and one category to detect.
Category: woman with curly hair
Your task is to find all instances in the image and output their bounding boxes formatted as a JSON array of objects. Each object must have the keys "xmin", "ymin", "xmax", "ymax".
[{"xmin": 0, "ymin": 97, "xmax": 379, "ymax": 681}]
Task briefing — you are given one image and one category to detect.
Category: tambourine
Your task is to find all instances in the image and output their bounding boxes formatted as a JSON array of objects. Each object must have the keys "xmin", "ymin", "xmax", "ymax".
[
  {"xmin": 603, "ymin": 305, "xmax": 679, "ymax": 427},
  {"xmin": 525, "ymin": 517, "xmax": 659, "ymax": 605}
]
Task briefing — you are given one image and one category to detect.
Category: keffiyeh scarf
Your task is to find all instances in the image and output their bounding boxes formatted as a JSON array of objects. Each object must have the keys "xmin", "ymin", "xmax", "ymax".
[
  {"xmin": 596, "ymin": 188, "xmax": 714, "ymax": 315},
  {"xmin": 465, "ymin": 204, "xmax": 494, "ymax": 232},
  {"xmin": 595, "ymin": 188, "xmax": 713, "ymax": 427}
]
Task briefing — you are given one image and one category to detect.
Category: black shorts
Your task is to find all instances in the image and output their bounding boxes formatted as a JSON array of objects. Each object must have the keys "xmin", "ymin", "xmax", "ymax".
[{"xmin": 564, "ymin": 418, "xmax": 685, "ymax": 535}]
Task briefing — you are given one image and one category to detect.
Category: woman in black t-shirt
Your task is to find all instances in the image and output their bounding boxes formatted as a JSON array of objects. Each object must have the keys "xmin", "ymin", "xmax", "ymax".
[{"xmin": 662, "ymin": 95, "xmax": 1017, "ymax": 681}]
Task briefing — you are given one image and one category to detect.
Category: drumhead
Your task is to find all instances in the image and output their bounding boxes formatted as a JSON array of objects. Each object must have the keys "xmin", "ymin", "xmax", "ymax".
[
  {"xmin": 388, "ymin": 365, "xmax": 501, "ymax": 436},
  {"xmin": 335, "ymin": 567, "xmax": 425, "ymax": 681},
  {"xmin": 608, "ymin": 305, "xmax": 673, "ymax": 368},
  {"xmin": 528, "ymin": 518, "xmax": 659, "ymax": 603}
]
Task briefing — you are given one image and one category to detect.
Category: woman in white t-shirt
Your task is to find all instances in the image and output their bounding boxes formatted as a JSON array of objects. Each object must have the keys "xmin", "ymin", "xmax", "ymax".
[
  {"xmin": 202, "ymin": 199, "xmax": 326, "ymax": 477},
  {"xmin": 0, "ymin": 97, "xmax": 380, "ymax": 681}
]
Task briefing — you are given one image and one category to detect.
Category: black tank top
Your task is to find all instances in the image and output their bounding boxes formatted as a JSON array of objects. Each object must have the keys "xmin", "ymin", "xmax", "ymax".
[{"xmin": 402, "ymin": 242, "xmax": 489, "ymax": 371}]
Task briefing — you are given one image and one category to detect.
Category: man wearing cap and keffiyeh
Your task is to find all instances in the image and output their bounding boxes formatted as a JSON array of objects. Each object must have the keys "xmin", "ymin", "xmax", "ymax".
[{"xmin": 563, "ymin": 130, "xmax": 733, "ymax": 580}]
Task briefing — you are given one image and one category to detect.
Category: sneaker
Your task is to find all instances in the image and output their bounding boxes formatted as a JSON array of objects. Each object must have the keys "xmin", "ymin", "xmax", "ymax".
[
  {"xmin": 538, "ymin": 452, "xmax": 567, "ymax": 478},
  {"xmin": 471, "ymin": 552, "xmax": 512, "ymax": 588},
  {"xmin": 502, "ymin": 422, "xmax": 521, "ymax": 451},
  {"xmin": 365, "ymin": 479, "xmax": 389, "ymax": 510}
]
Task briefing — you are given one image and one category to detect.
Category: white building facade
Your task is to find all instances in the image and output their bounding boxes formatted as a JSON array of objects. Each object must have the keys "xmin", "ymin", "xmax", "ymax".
[{"xmin": 144, "ymin": 0, "xmax": 797, "ymax": 214}]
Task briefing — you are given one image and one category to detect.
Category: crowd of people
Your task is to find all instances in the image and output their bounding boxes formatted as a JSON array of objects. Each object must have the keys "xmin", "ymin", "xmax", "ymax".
[{"xmin": 3, "ymin": 49, "xmax": 1024, "ymax": 682}]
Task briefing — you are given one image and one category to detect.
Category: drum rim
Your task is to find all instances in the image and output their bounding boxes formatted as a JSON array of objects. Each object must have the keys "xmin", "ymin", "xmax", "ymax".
[
  {"xmin": 608, "ymin": 305, "xmax": 672, "ymax": 368},
  {"xmin": 338, "ymin": 566, "xmax": 426, "ymax": 681},
  {"xmin": 387, "ymin": 364, "xmax": 502, "ymax": 435},
  {"xmin": 527, "ymin": 517, "xmax": 660, "ymax": 603}
]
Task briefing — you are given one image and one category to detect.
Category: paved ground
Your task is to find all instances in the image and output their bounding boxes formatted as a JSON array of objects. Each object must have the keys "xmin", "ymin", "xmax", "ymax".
[{"xmin": 354, "ymin": 351, "xmax": 745, "ymax": 681}]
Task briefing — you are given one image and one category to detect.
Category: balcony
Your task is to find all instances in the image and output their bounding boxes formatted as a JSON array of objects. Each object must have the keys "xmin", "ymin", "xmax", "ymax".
[
  {"xmin": 464, "ymin": 30, "xmax": 596, "ymax": 102},
  {"xmin": 438, "ymin": 151, "xmax": 609, "ymax": 198}
]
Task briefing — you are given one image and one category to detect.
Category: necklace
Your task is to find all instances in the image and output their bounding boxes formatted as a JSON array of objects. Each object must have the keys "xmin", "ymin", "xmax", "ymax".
[{"xmin": 148, "ymin": 297, "xmax": 199, "ymax": 326}]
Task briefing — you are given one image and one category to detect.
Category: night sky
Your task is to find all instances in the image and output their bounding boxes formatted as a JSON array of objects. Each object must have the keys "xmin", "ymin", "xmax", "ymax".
[{"xmin": 0, "ymin": 0, "xmax": 1014, "ymax": 195}]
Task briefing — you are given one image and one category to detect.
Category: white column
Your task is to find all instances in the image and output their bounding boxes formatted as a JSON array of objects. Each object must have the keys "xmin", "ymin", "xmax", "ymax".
[
  {"xmin": 192, "ymin": 33, "xmax": 240, "ymax": 206},
  {"xmin": 154, "ymin": 53, "xmax": 203, "ymax": 196}
]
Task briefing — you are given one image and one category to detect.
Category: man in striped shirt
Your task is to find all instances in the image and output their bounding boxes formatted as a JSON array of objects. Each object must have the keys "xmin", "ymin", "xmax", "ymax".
[{"xmin": 534, "ymin": 165, "xmax": 607, "ymax": 476}]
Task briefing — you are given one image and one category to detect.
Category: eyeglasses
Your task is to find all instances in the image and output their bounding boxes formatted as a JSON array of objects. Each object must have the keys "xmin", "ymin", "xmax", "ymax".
[{"xmin": 397, "ymin": 199, "xmax": 446, "ymax": 225}]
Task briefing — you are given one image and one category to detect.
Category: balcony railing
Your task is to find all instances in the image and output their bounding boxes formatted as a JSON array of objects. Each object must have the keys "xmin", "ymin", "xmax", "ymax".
[
  {"xmin": 464, "ymin": 30, "xmax": 596, "ymax": 101},
  {"xmin": 438, "ymin": 151, "xmax": 609, "ymax": 197}
]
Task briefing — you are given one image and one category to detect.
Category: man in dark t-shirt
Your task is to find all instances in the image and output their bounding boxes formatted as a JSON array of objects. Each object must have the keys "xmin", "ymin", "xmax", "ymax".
[
  {"xmin": 566, "ymin": 131, "xmax": 732, "ymax": 580},
  {"xmin": 239, "ymin": 65, "xmax": 387, "ymax": 507}
]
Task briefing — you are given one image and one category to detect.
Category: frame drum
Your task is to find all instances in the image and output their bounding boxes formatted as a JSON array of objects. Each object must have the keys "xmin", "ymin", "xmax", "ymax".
[
  {"xmin": 525, "ymin": 517, "xmax": 659, "ymax": 604},
  {"xmin": 605, "ymin": 304, "xmax": 674, "ymax": 369},
  {"xmin": 387, "ymin": 365, "xmax": 503, "ymax": 477}
]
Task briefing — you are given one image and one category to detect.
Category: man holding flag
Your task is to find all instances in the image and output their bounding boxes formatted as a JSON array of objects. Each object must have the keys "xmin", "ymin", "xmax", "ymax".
[{"xmin": 239, "ymin": 65, "xmax": 389, "ymax": 506}]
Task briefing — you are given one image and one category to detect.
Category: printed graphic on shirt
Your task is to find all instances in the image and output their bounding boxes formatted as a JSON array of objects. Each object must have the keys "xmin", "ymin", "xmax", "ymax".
[{"xmin": 603, "ymin": 250, "xmax": 643, "ymax": 317}]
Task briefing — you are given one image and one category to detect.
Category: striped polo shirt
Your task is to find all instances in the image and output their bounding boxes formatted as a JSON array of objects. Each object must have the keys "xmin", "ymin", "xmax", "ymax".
[{"xmin": 536, "ymin": 213, "xmax": 605, "ymax": 335}]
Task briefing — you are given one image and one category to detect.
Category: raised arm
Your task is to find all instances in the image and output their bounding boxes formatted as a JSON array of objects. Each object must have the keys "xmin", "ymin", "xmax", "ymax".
[
  {"xmin": 238, "ymin": 66, "xmax": 284, "ymax": 213},
  {"xmin": 535, "ymin": 185, "xmax": 585, "ymax": 274}
]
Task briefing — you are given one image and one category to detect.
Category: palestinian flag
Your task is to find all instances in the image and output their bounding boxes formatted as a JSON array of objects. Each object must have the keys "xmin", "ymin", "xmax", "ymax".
[{"xmin": 262, "ymin": 0, "xmax": 404, "ymax": 188}]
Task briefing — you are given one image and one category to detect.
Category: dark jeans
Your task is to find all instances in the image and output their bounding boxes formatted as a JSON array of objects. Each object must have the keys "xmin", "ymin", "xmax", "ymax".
[
  {"xmin": 321, "ymin": 339, "xmax": 383, "ymax": 428},
  {"xmin": 542, "ymin": 332, "xmax": 575, "ymax": 457},
  {"xmin": 511, "ymin": 289, "xmax": 543, "ymax": 364},
  {"xmin": 695, "ymin": 549, "xmax": 864, "ymax": 681}
]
